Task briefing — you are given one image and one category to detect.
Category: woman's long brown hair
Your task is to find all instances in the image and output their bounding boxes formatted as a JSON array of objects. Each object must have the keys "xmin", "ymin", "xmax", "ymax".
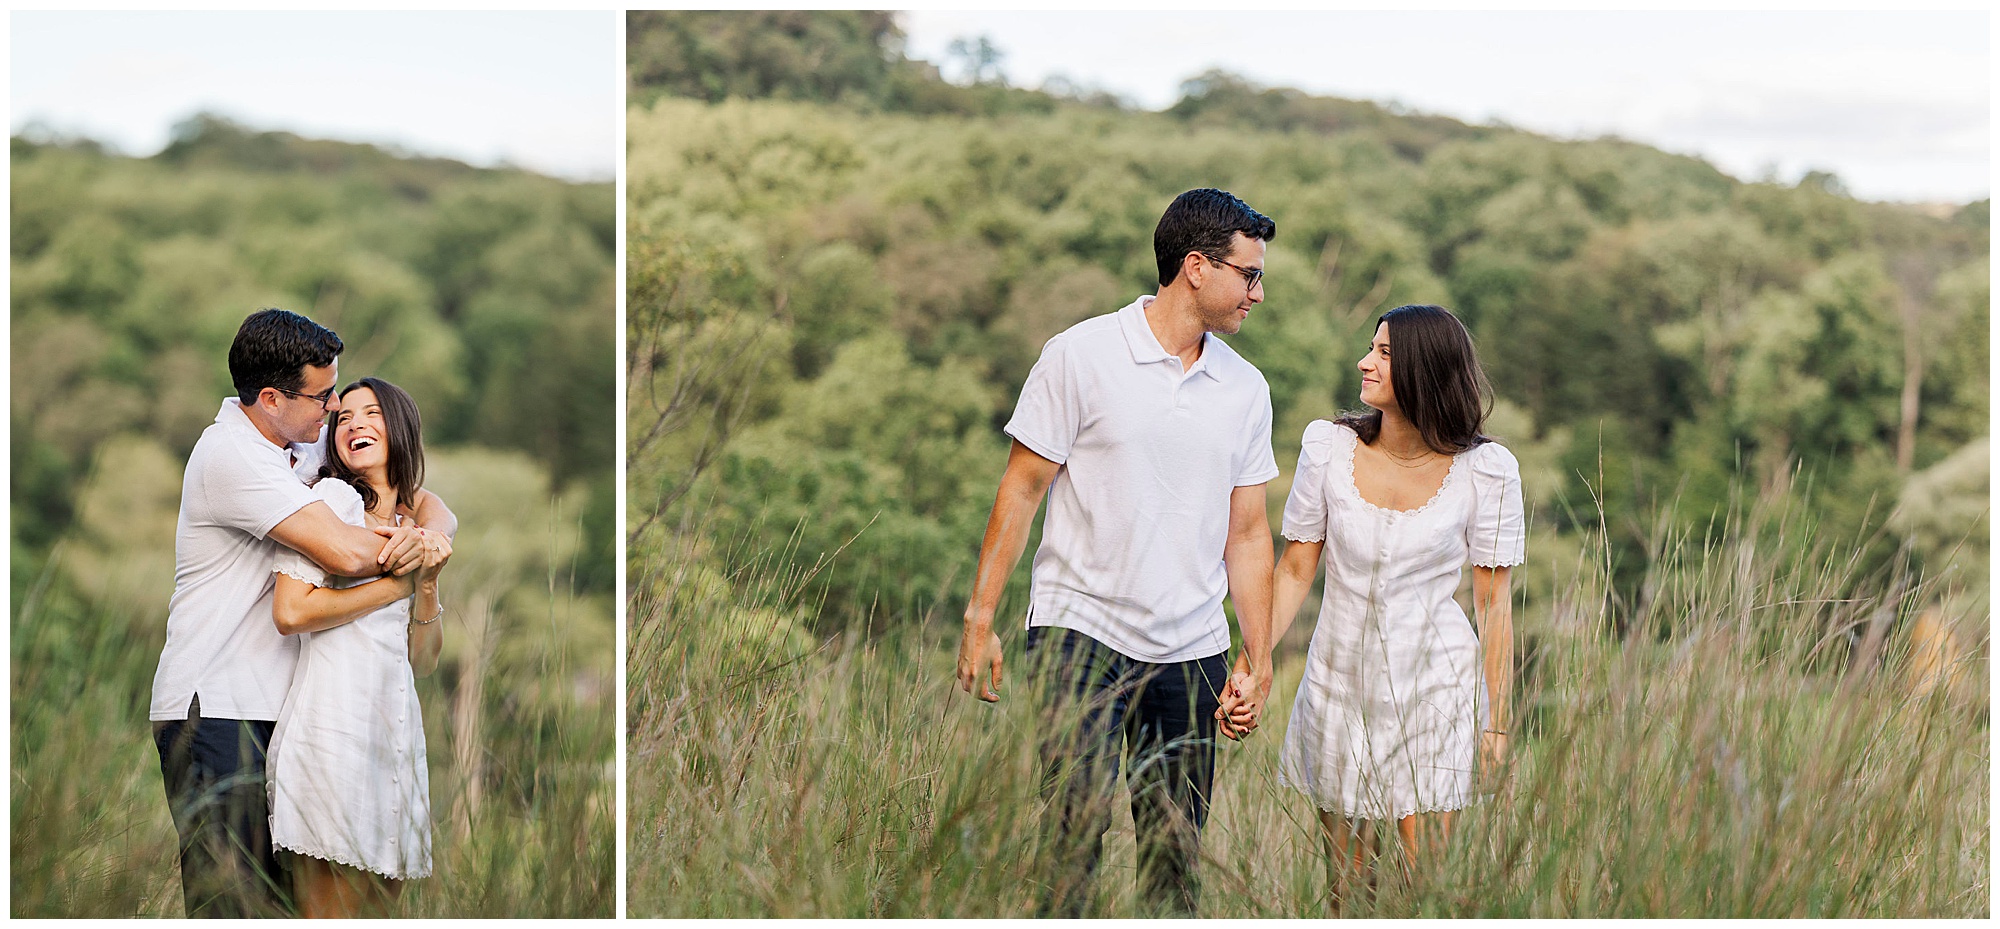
[{"xmin": 1335, "ymin": 304, "xmax": 1493, "ymax": 454}]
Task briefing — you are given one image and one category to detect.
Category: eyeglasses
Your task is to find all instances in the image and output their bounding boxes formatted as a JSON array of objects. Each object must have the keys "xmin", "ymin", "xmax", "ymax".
[
  {"xmin": 1204, "ymin": 254, "xmax": 1264, "ymax": 291},
  {"xmin": 273, "ymin": 384, "xmax": 338, "ymax": 410}
]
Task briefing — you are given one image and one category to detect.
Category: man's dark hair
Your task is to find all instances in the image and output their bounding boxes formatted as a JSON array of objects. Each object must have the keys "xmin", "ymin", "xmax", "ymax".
[
  {"xmin": 1336, "ymin": 304, "xmax": 1494, "ymax": 454},
  {"xmin": 317, "ymin": 377, "xmax": 426, "ymax": 515},
  {"xmin": 229, "ymin": 308, "xmax": 344, "ymax": 405},
  {"xmin": 1153, "ymin": 188, "xmax": 1277, "ymax": 287}
]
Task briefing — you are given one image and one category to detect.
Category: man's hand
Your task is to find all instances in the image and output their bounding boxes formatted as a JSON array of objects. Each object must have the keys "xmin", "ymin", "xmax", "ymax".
[
  {"xmin": 956, "ymin": 622, "xmax": 1004, "ymax": 702},
  {"xmin": 373, "ymin": 524, "xmax": 427, "ymax": 577}
]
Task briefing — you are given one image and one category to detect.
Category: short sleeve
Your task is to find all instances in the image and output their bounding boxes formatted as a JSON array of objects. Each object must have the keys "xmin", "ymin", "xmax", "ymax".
[
  {"xmin": 1004, "ymin": 334, "xmax": 1079, "ymax": 464},
  {"xmin": 1234, "ymin": 382, "xmax": 1280, "ymax": 487},
  {"xmin": 273, "ymin": 479, "xmax": 367, "ymax": 586},
  {"xmin": 1466, "ymin": 442, "xmax": 1527, "ymax": 568},
  {"xmin": 198, "ymin": 438, "xmax": 320, "ymax": 540},
  {"xmin": 1280, "ymin": 420, "xmax": 1340, "ymax": 543}
]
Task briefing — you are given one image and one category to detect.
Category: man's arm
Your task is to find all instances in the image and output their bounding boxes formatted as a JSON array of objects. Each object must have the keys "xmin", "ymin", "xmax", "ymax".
[
  {"xmin": 1217, "ymin": 482, "xmax": 1275, "ymax": 738},
  {"xmin": 272, "ymin": 572, "xmax": 416, "ymax": 635},
  {"xmin": 956, "ymin": 440, "xmax": 1062, "ymax": 702},
  {"xmin": 267, "ymin": 501, "xmax": 425, "ymax": 578}
]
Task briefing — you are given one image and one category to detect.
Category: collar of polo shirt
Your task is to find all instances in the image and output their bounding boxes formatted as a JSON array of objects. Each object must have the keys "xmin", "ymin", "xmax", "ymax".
[{"xmin": 1122, "ymin": 296, "xmax": 1227, "ymax": 381}]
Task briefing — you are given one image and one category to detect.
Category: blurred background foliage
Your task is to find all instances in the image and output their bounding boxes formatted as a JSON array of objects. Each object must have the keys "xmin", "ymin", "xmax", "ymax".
[
  {"xmin": 11, "ymin": 114, "xmax": 614, "ymax": 916},
  {"xmin": 626, "ymin": 12, "xmax": 1988, "ymax": 650},
  {"xmin": 623, "ymin": 13, "xmax": 1986, "ymax": 916}
]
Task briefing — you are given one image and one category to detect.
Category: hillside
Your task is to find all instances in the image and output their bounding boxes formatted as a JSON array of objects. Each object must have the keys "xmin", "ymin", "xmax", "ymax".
[
  {"xmin": 627, "ymin": 14, "xmax": 1987, "ymax": 637},
  {"xmin": 12, "ymin": 114, "xmax": 617, "ymax": 594}
]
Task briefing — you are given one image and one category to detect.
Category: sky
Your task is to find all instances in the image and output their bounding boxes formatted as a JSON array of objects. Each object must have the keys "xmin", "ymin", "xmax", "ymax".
[
  {"xmin": 902, "ymin": 11, "xmax": 1989, "ymax": 205},
  {"xmin": 10, "ymin": 11, "xmax": 619, "ymax": 182}
]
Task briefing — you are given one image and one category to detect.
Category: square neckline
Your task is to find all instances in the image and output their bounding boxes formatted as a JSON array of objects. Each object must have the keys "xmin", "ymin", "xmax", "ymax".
[{"xmin": 1336, "ymin": 425, "xmax": 1466, "ymax": 517}]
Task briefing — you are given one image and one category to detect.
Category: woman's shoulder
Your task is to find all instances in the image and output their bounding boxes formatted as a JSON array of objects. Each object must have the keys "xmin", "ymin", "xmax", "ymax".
[
  {"xmin": 309, "ymin": 477, "xmax": 368, "ymax": 524},
  {"xmin": 1465, "ymin": 438, "xmax": 1520, "ymax": 479},
  {"xmin": 1297, "ymin": 418, "xmax": 1354, "ymax": 465}
]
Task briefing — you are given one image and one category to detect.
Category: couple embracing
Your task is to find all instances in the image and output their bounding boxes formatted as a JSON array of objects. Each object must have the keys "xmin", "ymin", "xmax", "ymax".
[
  {"xmin": 148, "ymin": 309, "xmax": 457, "ymax": 917},
  {"xmin": 956, "ymin": 189, "xmax": 1526, "ymax": 916}
]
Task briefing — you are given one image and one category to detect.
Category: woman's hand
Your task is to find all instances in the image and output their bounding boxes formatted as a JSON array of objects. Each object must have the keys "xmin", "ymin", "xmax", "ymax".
[
  {"xmin": 1480, "ymin": 729, "xmax": 1509, "ymax": 783},
  {"xmin": 415, "ymin": 527, "xmax": 452, "ymax": 581},
  {"xmin": 1217, "ymin": 653, "xmax": 1266, "ymax": 739}
]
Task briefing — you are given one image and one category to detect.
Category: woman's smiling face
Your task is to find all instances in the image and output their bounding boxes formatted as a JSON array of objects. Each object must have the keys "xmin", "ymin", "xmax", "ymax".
[
  {"xmin": 1357, "ymin": 321, "xmax": 1395, "ymax": 411},
  {"xmin": 333, "ymin": 386, "xmax": 390, "ymax": 474}
]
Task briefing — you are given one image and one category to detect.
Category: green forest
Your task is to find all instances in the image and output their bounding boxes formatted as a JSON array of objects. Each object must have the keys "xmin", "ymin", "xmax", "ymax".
[
  {"xmin": 628, "ymin": 13, "xmax": 1987, "ymax": 918},
  {"xmin": 12, "ymin": 115, "xmax": 615, "ymax": 915}
]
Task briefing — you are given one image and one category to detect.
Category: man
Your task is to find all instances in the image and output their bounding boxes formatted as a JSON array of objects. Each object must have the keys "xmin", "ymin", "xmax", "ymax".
[
  {"xmin": 955, "ymin": 188, "xmax": 1280, "ymax": 916},
  {"xmin": 149, "ymin": 308, "xmax": 455, "ymax": 917}
]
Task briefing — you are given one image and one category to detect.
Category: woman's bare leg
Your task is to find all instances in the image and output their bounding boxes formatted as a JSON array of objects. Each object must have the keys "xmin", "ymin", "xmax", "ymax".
[
  {"xmin": 294, "ymin": 857, "xmax": 399, "ymax": 918},
  {"xmin": 1319, "ymin": 812, "xmax": 1376, "ymax": 915},
  {"xmin": 294, "ymin": 857, "xmax": 361, "ymax": 918},
  {"xmin": 1393, "ymin": 810, "xmax": 1457, "ymax": 877}
]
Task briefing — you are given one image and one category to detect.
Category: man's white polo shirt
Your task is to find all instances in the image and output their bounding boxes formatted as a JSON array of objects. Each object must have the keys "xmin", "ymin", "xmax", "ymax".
[
  {"xmin": 149, "ymin": 398, "xmax": 327, "ymax": 722},
  {"xmin": 1005, "ymin": 294, "xmax": 1279, "ymax": 663}
]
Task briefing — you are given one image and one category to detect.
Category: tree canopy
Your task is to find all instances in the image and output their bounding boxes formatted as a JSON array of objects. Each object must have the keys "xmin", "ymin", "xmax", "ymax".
[
  {"xmin": 628, "ymin": 18, "xmax": 1986, "ymax": 642},
  {"xmin": 12, "ymin": 114, "xmax": 618, "ymax": 594}
]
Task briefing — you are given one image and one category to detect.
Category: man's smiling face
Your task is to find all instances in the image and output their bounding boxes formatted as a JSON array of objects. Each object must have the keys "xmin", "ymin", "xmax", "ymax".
[{"xmin": 269, "ymin": 362, "xmax": 340, "ymax": 446}]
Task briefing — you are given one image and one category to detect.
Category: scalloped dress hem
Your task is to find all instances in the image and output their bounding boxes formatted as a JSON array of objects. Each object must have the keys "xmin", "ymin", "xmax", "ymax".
[
  {"xmin": 274, "ymin": 838, "xmax": 431, "ymax": 882},
  {"xmin": 1274, "ymin": 771, "xmax": 1489, "ymax": 821}
]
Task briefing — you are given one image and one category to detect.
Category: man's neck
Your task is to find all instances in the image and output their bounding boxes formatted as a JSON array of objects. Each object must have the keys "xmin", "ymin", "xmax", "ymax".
[
  {"xmin": 239, "ymin": 405, "xmax": 293, "ymax": 450},
  {"xmin": 1143, "ymin": 291, "xmax": 1207, "ymax": 369}
]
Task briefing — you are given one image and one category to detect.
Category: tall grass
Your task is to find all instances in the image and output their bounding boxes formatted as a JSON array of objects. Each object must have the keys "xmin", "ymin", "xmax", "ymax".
[
  {"xmin": 10, "ymin": 521, "xmax": 614, "ymax": 917},
  {"xmin": 627, "ymin": 485, "xmax": 1987, "ymax": 917}
]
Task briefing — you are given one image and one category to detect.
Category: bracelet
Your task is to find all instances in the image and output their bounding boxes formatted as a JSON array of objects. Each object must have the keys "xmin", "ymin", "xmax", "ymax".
[
  {"xmin": 1484, "ymin": 728, "xmax": 1507, "ymax": 735},
  {"xmin": 412, "ymin": 603, "xmax": 443, "ymax": 625}
]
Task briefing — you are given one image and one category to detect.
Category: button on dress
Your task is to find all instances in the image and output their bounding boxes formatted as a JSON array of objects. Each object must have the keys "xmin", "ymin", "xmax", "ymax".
[
  {"xmin": 1276, "ymin": 421, "xmax": 1526, "ymax": 820},
  {"xmin": 267, "ymin": 478, "xmax": 432, "ymax": 880}
]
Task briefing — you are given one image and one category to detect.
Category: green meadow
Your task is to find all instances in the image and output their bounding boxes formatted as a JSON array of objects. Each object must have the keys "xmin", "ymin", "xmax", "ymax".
[
  {"xmin": 11, "ymin": 121, "xmax": 615, "ymax": 917},
  {"xmin": 624, "ymin": 13, "xmax": 1985, "ymax": 917}
]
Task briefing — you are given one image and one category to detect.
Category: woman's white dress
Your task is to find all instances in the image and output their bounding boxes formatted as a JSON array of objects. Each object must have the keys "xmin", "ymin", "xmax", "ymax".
[
  {"xmin": 268, "ymin": 478, "xmax": 432, "ymax": 879},
  {"xmin": 1277, "ymin": 420, "xmax": 1526, "ymax": 820}
]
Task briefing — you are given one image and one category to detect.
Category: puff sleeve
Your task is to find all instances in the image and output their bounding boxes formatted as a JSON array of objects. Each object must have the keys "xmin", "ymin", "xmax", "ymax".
[
  {"xmin": 1466, "ymin": 442, "xmax": 1527, "ymax": 568},
  {"xmin": 273, "ymin": 478, "xmax": 368, "ymax": 586},
  {"xmin": 1280, "ymin": 420, "xmax": 1340, "ymax": 543}
]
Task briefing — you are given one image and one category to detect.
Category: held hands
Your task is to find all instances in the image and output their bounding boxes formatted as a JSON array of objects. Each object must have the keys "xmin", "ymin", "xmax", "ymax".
[
  {"xmin": 372, "ymin": 524, "xmax": 452, "ymax": 579},
  {"xmin": 956, "ymin": 621, "xmax": 1003, "ymax": 702},
  {"xmin": 373, "ymin": 524, "xmax": 426, "ymax": 576},
  {"xmin": 1215, "ymin": 654, "xmax": 1273, "ymax": 740}
]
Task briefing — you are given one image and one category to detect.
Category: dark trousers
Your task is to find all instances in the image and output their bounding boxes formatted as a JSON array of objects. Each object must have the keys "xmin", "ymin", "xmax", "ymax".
[
  {"xmin": 153, "ymin": 697, "xmax": 289, "ymax": 918},
  {"xmin": 1027, "ymin": 626, "xmax": 1228, "ymax": 917}
]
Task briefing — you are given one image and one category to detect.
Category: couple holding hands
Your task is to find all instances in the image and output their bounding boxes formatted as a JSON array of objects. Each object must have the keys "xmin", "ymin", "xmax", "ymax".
[{"xmin": 956, "ymin": 189, "xmax": 1525, "ymax": 915}]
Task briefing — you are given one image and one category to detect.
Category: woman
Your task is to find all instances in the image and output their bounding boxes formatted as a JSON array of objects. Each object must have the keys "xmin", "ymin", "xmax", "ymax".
[
  {"xmin": 1228, "ymin": 304, "xmax": 1524, "ymax": 908},
  {"xmin": 267, "ymin": 377, "xmax": 453, "ymax": 917}
]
